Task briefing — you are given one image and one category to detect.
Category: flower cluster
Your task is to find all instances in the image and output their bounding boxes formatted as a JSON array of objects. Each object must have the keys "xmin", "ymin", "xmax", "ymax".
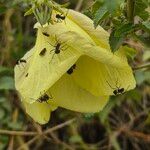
[{"xmin": 14, "ymin": 9, "xmax": 136, "ymax": 124}]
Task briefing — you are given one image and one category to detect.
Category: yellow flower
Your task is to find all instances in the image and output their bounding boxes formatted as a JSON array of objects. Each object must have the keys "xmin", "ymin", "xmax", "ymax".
[{"xmin": 14, "ymin": 9, "xmax": 136, "ymax": 124}]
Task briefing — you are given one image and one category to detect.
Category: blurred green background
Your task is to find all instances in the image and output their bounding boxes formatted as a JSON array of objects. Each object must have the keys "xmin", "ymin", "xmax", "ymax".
[{"xmin": 0, "ymin": 0, "xmax": 150, "ymax": 150}]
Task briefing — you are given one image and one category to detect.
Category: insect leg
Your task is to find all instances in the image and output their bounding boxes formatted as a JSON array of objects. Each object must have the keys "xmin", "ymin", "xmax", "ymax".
[
  {"xmin": 49, "ymin": 53, "xmax": 55, "ymax": 64},
  {"xmin": 29, "ymin": 97, "xmax": 37, "ymax": 101},
  {"xmin": 48, "ymin": 41, "xmax": 55, "ymax": 47},
  {"xmin": 65, "ymin": 9, "xmax": 69, "ymax": 17},
  {"xmin": 50, "ymin": 49, "xmax": 55, "ymax": 53},
  {"xmin": 106, "ymin": 80, "xmax": 116, "ymax": 90},
  {"xmin": 60, "ymin": 45, "xmax": 68, "ymax": 51},
  {"xmin": 64, "ymin": 10, "xmax": 69, "ymax": 24},
  {"xmin": 55, "ymin": 35, "xmax": 59, "ymax": 42},
  {"xmin": 62, "ymin": 46, "xmax": 68, "ymax": 52},
  {"xmin": 20, "ymin": 63, "xmax": 25, "ymax": 69},
  {"xmin": 115, "ymin": 78, "xmax": 119, "ymax": 87},
  {"xmin": 49, "ymin": 93, "xmax": 53, "ymax": 99}
]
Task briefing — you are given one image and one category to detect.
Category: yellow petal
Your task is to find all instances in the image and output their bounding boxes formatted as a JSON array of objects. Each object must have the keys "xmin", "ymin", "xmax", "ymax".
[
  {"xmin": 48, "ymin": 74, "xmax": 109, "ymax": 112},
  {"xmin": 15, "ymin": 8, "xmax": 136, "ymax": 105},
  {"xmin": 39, "ymin": 9, "xmax": 131, "ymax": 69},
  {"xmin": 15, "ymin": 29, "xmax": 81, "ymax": 103},
  {"xmin": 41, "ymin": 10, "xmax": 131, "ymax": 68},
  {"xmin": 41, "ymin": 27, "xmax": 129, "ymax": 68},
  {"xmin": 71, "ymin": 54, "xmax": 136, "ymax": 96},
  {"xmin": 67, "ymin": 9, "xmax": 110, "ymax": 50},
  {"xmin": 23, "ymin": 101, "xmax": 56, "ymax": 124},
  {"xmin": 50, "ymin": 9, "xmax": 110, "ymax": 49},
  {"xmin": 14, "ymin": 47, "xmax": 35, "ymax": 91}
]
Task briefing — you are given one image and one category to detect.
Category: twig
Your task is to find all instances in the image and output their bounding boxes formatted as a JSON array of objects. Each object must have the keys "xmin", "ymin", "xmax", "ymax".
[
  {"xmin": 33, "ymin": 121, "xmax": 52, "ymax": 146},
  {"xmin": 133, "ymin": 63, "xmax": 150, "ymax": 70},
  {"xmin": 17, "ymin": 136, "xmax": 40, "ymax": 150},
  {"xmin": 33, "ymin": 122, "xmax": 42, "ymax": 134},
  {"xmin": 0, "ymin": 118, "xmax": 76, "ymax": 136},
  {"xmin": 8, "ymin": 108, "xmax": 19, "ymax": 150},
  {"xmin": 44, "ymin": 118, "xmax": 76, "ymax": 134},
  {"xmin": 128, "ymin": 131, "xmax": 150, "ymax": 142},
  {"xmin": 0, "ymin": 130, "xmax": 37, "ymax": 136},
  {"xmin": 7, "ymin": 136, "xmax": 14, "ymax": 150},
  {"xmin": 50, "ymin": 132, "xmax": 75, "ymax": 150},
  {"xmin": 75, "ymin": 0, "xmax": 84, "ymax": 11},
  {"xmin": 16, "ymin": 136, "xmax": 29, "ymax": 150},
  {"xmin": 32, "ymin": 122, "xmax": 44, "ymax": 149},
  {"xmin": 16, "ymin": 118, "xmax": 76, "ymax": 149},
  {"xmin": 120, "ymin": 129, "xmax": 150, "ymax": 142}
]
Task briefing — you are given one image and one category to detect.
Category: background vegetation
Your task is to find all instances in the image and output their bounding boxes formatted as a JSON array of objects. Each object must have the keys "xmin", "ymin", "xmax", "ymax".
[{"xmin": 0, "ymin": 0, "xmax": 150, "ymax": 149}]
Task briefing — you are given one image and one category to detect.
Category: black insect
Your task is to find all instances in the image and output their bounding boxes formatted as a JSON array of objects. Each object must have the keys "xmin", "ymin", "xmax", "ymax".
[
  {"xmin": 117, "ymin": 88, "xmax": 125, "ymax": 94},
  {"xmin": 53, "ymin": 42, "xmax": 61, "ymax": 54},
  {"xmin": 48, "ymin": 35, "xmax": 68, "ymax": 62},
  {"xmin": 113, "ymin": 88, "xmax": 124, "ymax": 95},
  {"xmin": 16, "ymin": 59, "xmax": 27, "ymax": 65},
  {"xmin": 16, "ymin": 59, "xmax": 27, "ymax": 68},
  {"xmin": 55, "ymin": 10, "xmax": 69, "ymax": 23},
  {"xmin": 16, "ymin": 55, "xmax": 32, "ymax": 69},
  {"xmin": 67, "ymin": 64, "xmax": 76, "ymax": 75},
  {"xmin": 56, "ymin": 14, "xmax": 66, "ymax": 22},
  {"xmin": 37, "ymin": 93, "xmax": 51, "ymax": 103},
  {"xmin": 25, "ymin": 73, "xmax": 29, "ymax": 77},
  {"xmin": 42, "ymin": 32, "xmax": 50, "ymax": 37},
  {"xmin": 39, "ymin": 48, "xmax": 47, "ymax": 56},
  {"xmin": 106, "ymin": 80, "xmax": 125, "ymax": 95}
]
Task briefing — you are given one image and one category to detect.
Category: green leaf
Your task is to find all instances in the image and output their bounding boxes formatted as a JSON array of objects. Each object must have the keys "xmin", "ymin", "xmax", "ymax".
[
  {"xmin": 143, "ymin": 50, "xmax": 150, "ymax": 61},
  {"xmin": 99, "ymin": 97, "xmax": 118, "ymax": 123},
  {"xmin": 134, "ymin": 0, "xmax": 149, "ymax": 20},
  {"xmin": 123, "ymin": 45, "xmax": 137, "ymax": 60},
  {"xmin": 109, "ymin": 23, "xmax": 134, "ymax": 52},
  {"xmin": 105, "ymin": 0, "xmax": 117, "ymax": 14},
  {"xmin": 139, "ymin": 11, "xmax": 149, "ymax": 21},
  {"xmin": 0, "ymin": 4, "xmax": 7, "ymax": 14},
  {"xmin": 93, "ymin": 5, "xmax": 109, "ymax": 28},
  {"xmin": 8, "ymin": 122, "xmax": 23, "ymax": 130},
  {"xmin": 0, "ymin": 76, "xmax": 15, "ymax": 90},
  {"xmin": 135, "ymin": 70, "xmax": 150, "ymax": 85},
  {"xmin": 105, "ymin": 0, "xmax": 124, "ymax": 14},
  {"xmin": 0, "ymin": 108, "xmax": 5, "ymax": 120},
  {"xmin": 59, "ymin": 2, "xmax": 70, "ymax": 8},
  {"xmin": 92, "ymin": 0, "xmax": 105, "ymax": 13},
  {"xmin": 142, "ymin": 21, "xmax": 150, "ymax": 32},
  {"xmin": 47, "ymin": 1, "xmax": 64, "ymax": 14},
  {"xmin": 109, "ymin": 29, "xmax": 125, "ymax": 52},
  {"xmin": 69, "ymin": 135, "xmax": 82, "ymax": 144},
  {"xmin": 0, "ymin": 66, "xmax": 13, "ymax": 75},
  {"xmin": 115, "ymin": 23, "xmax": 134, "ymax": 36},
  {"xmin": 24, "ymin": 8, "xmax": 33, "ymax": 16}
]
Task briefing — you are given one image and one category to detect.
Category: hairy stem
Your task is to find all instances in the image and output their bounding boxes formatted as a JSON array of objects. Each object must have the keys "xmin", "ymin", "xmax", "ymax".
[
  {"xmin": 133, "ymin": 63, "xmax": 150, "ymax": 70},
  {"xmin": 127, "ymin": 0, "xmax": 135, "ymax": 23}
]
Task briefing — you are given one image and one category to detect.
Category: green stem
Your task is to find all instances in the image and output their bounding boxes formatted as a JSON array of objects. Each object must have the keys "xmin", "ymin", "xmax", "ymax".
[
  {"xmin": 127, "ymin": 0, "xmax": 135, "ymax": 23},
  {"xmin": 133, "ymin": 63, "xmax": 150, "ymax": 70}
]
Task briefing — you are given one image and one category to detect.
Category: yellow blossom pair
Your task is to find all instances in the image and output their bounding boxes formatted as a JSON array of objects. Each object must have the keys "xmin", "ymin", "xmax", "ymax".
[{"xmin": 15, "ymin": 9, "xmax": 136, "ymax": 124}]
